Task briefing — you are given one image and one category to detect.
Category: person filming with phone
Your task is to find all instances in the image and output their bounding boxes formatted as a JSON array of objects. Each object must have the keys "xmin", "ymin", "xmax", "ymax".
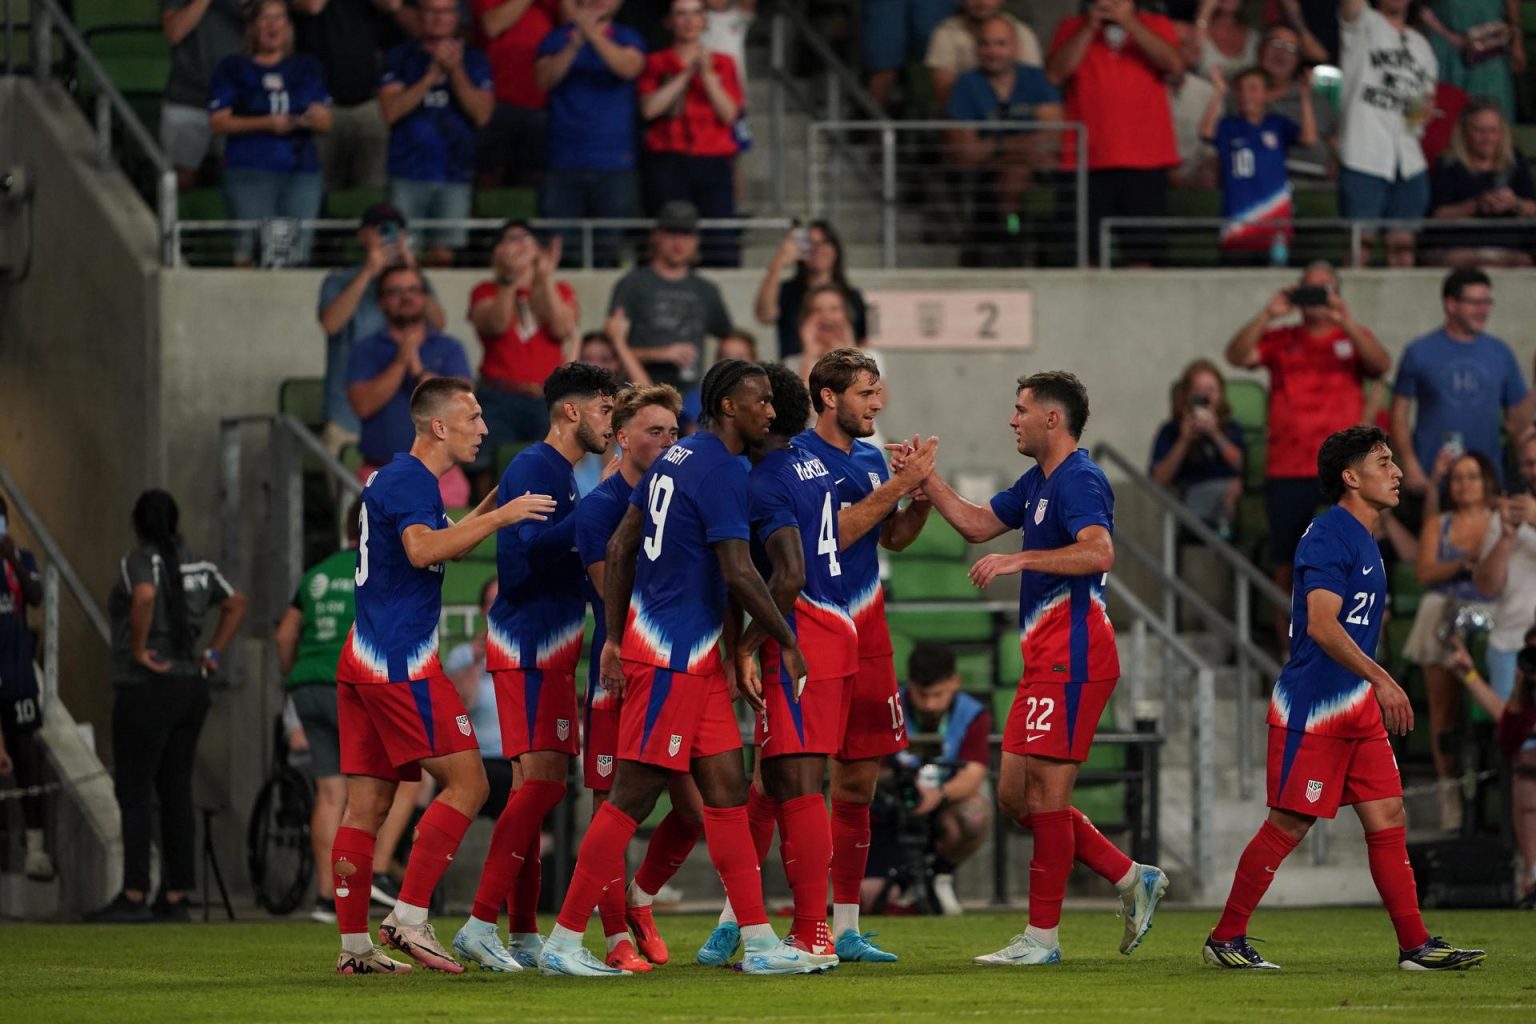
[
  {"xmin": 1225, "ymin": 260, "xmax": 1391, "ymax": 649},
  {"xmin": 1149, "ymin": 359, "xmax": 1247, "ymax": 538}
]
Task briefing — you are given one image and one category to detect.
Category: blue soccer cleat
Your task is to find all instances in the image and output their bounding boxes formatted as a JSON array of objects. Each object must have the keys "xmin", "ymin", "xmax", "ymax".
[
  {"xmin": 834, "ymin": 930, "xmax": 899, "ymax": 963},
  {"xmin": 452, "ymin": 920, "xmax": 522, "ymax": 972},
  {"xmin": 1398, "ymin": 937, "xmax": 1486, "ymax": 971},
  {"xmin": 507, "ymin": 932, "xmax": 544, "ymax": 970},
  {"xmin": 973, "ymin": 933, "xmax": 1062, "ymax": 966},
  {"xmin": 537, "ymin": 941, "xmax": 631, "ymax": 977},
  {"xmin": 696, "ymin": 921, "xmax": 741, "ymax": 966},
  {"xmin": 1203, "ymin": 933, "xmax": 1281, "ymax": 970},
  {"xmin": 740, "ymin": 937, "xmax": 838, "ymax": 975},
  {"xmin": 1118, "ymin": 863, "xmax": 1169, "ymax": 955}
]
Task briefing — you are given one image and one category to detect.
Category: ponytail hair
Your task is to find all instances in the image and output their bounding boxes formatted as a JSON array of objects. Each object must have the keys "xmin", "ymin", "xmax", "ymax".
[{"xmin": 131, "ymin": 489, "xmax": 195, "ymax": 659}]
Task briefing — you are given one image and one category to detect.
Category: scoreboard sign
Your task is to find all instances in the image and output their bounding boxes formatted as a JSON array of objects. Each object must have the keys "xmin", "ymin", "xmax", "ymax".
[{"xmin": 864, "ymin": 290, "xmax": 1033, "ymax": 350}]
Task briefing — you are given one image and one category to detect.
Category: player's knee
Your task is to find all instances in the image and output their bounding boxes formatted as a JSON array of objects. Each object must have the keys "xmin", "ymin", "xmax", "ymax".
[
  {"xmin": 996, "ymin": 787, "xmax": 1029, "ymax": 822},
  {"xmin": 457, "ymin": 771, "xmax": 491, "ymax": 813}
]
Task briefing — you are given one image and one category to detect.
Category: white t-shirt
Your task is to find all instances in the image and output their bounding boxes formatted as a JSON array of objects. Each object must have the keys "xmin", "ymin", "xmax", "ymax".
[
  {"xmin": 703, "ymin": 6, "xmax": 753, "ymax": 85},
  {"xmin": 1479, "ymin": 513, "xmax": 1536, "ymax": 652},
  {"xmin": 1337, "ymin": 6, "xmax": 1437, "ymax": 180},
  {"xmin": 925, "ymin": 14, "xmax": 1044, "ymax": 74}
]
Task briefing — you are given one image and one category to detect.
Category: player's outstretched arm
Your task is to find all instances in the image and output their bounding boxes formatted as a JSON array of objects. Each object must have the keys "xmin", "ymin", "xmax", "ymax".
[
  {"xmin": 1305, "ymin": 588, "xmax": 1414, "ymax": 735},
  {"xmin": 838, "ymin": 437, "xmax": 938, "ymax": 550},
  {"xmin": 402, "ymin": 492, "xmax": 557, "ymax": 568},
  {"xmin": 918, "ymin": 471, "xmax": 1011, "ymax": 544}
]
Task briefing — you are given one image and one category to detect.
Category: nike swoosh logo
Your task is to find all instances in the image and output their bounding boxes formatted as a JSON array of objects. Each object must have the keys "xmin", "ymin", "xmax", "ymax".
[
  {"xmin": 855, "ymin": 841, "xmax": 871, "ymax": 849},
  {"xmin": 1026, "ymin": 734, "xmax": 1043, "ymax": 743},
  {"xmin": 1362, "ymin": 566, "xmax": 1373, "ymax": 575},
  {"xmin": 835, "ymin": 477, "xmax": 846, "ymax": 484},
  {"xmin": 1263, "ymin": 866, "xmax": 1276, "ymax": 873}
]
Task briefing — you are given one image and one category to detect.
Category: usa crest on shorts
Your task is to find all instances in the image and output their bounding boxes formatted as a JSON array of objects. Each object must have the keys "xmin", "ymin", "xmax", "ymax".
[
  {"xmin": 456, "ymin": 714, "xmax": 472, "ymax": 736},
  {"xmin": 668, "ymin": 734, "xmax": 682, "ymax": 757},
  {"xmin": 556, "ymin": 718, "xmax": 570, "ymax": 741},
  {"xmin": 597, "ymin": 755, "xmax": 613, "ymax": 777},
  {"xmin": 1306, "ymin": 779, "xmax": 1323, "ymax": 804}
]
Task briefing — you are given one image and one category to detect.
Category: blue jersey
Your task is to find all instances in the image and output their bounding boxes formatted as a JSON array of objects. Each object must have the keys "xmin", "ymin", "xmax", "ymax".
[
  {"xmin": 990, "ymin": 449, "xmax": 1119, "ymax": 685},
  {"xmin": 749, "ymin": 443, "xmax": 858, "ymax": 680},
  {"xmin": 793, "ymin": 428, "xmax": 893, "ymax": 657},
  {"xmin": 380, "ymin": 40, "xmax": 493, "ymax": 183},
  {"xmin": 537, "ymin": 22, "xmax": 645, "ymax": 171},
  {"xmin": 1213, "ymin": 113, "xmax": 1298, "ymax": 249},
  {"xmin": 338, "ymin": 454, "xmax": 448, "ymax": 684},
  {"xmin": 623, "ymin": 432, "xmax": 750, "ymax": 675},
  {"xmin": 208, "ymin": 53, "xmax": 330, "ymax": 173},
  {"xmin": 486, "ymin": 442, "xmax": 584, "ymax": 673},
  {"xmin": 1269, "ymin": 504, "xmax": 1387, "ymax": 738},
  {"xmin": 575, "ymin": 471, "xmax": 635, "ymax": 707}
]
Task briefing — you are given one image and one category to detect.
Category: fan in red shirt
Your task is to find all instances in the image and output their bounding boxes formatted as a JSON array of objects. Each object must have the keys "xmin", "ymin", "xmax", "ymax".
[
  {"xmin": 472, "ymin": 0, "xmax": 560, "ymax": 187},
  {"xmin": 1045, "ymin": 0, "xmax": 1184, "ymax": 264},
  {"xmin": 637, "ymin": 0, "xmax": 744, "ymax": 266},
  {"xmin": 1223, "ymin": 262, "xmax": 1392, "ymax": 647},
  {"xmin": 467, "ymin": 220, "xmax": 580, "ymax": 497}
]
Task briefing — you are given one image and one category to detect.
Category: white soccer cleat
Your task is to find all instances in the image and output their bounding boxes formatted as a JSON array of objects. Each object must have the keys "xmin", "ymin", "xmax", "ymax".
[
  {"xmin": 1117, "ymin": 863, "xmax": 1169, "ymax": 955},
  {"xmin": 974, "ymin": 933, "xmax": 1062, "ymax": 966},
  {"xmin": 740, "ymin": 937, "xmax": 838, "ymax": 975},
  {"xmin": 537, "ymin": 940, "xmax": 631, "ymax": 977},
  {"xmin": 336, "ymin": 945, "xmax": 414, "ymax": 975},
  {"xmin": 507, "ymin": 932, "xmax": 545, "ymax": 970},
  {"xmin": 453, "ymin": 920, "xmax": 523, "ymax": 972}
]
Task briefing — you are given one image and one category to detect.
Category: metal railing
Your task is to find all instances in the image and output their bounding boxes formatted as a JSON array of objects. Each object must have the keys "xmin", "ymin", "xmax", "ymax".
[
  {"xmin": 173, "ymin": 216, "xmax": 795, "ymax": 270},
  {"xmin": 1099, "ymin": 216, "xmax": 1536, "ymax": 269},
  {"xmin": 808, "ymin": 121, "xmax": 1089, "ymax": 268},
  {"xmin": 8, "ymin": 0, "xmax": 177, "ymax": 264}
]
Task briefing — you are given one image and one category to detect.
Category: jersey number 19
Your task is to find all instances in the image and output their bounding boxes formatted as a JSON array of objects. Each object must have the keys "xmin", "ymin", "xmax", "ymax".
[{"xmin": 643, "ymin": 475, "xmax": 675, "ymax": 561}]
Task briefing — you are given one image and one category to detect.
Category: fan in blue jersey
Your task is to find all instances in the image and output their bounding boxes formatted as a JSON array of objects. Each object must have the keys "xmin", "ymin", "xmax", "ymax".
[
  {"xmin": 1206, "ymin": 426, "xmax": 1486, "ymax": 972},
  {"xmin": 1198, "ymin": 66, "xmax": 1317, "ymax": 258},
  {"xmin": 539, "ymin": 359, "xmax": 833, "ymax": 978},
  {"xmin": 455, "ymin": 363, "xmax": 618, "ymax": 973},
  {"xmin": 333, "ymin": 377, "xmax": 555, "ymax": 977}
]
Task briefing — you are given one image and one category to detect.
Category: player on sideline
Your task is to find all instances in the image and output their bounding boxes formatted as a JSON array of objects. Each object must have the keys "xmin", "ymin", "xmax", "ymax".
[
  {"xmin": 908, "ymin": 370, "xmax": 1168, "ymax": 966},
  {"xmin": 332, "ymin": 377, "xmax": 556, "ymax": 975},
  {"xmin": 700, "ymin": 354, "xmax": 938, "ymax": 965},
  {"xmin": 577, "ymin": 384, "xmax": 708, "ymax": 971},
  {"xmin": 453, "ymin": 363, "xmax": 618, "ymax": 972},
  {"xmin": 1205, "ymin": 426, "xmax": 1487, "ymax": 972},
  {"xmin": 538, "ymin": 359, "xmax": 836, "ymax": 977}
]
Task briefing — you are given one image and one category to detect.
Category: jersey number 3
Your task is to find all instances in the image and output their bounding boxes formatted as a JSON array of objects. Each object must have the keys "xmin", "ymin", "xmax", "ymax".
[
  {"xmin": 355, "ymin": 504, "xmax": 371, "ymax": 587},
  {"xmin": 643, "ymin": 475, "xmax": 675, "ymax": 561}
]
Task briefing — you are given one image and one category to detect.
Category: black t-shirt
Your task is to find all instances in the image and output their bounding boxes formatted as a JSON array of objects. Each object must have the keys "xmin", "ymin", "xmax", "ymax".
[
  {"xmin": 775, "ymin": 278, "xmax": 869, "ymax": 359},
  {"xmin": 1426, "ymin": 152, "xmax": 1536, "ymax": 254},
  {"xmin": 294, "ymin": 0, "xmax": 406, "ymax": 107}
]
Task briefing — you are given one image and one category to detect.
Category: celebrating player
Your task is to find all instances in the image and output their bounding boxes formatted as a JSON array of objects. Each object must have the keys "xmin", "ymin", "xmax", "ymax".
[
  {"xmin": 537, "ymin": 359, "xmax": 835, "ymax": 977},
  {"xmin": 454, "ymin": 363, "xmax": 618, "ymax": 971},
  {"xmin": 1205, "ymin": 426, "xmax": 1487, "ymax": 972},
  {"xmin": 332, "ymin": 377, "xmax": 556, "ymax": 975},
  {"xmin": 576, "ymin": 384, "xmax": 708, "ymax": 972},
  {"xmin": 910, "ymin": 370, "xmax": 1168, "ymax": 966}
]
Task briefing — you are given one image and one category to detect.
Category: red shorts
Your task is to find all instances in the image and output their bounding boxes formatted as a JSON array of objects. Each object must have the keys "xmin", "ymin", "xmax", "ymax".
[
  {"xmin": 338, "ymin": 677, "xmax": 478, "ymax": 782},
  {"xmin": 1267, "ymin": 726, "xmax": 1401, "ymax": 819},
  {"xmin": 494, "ymin": 668, "xmax": 579, "ymax": 759},
  {"xmin": 755, "ymin": 641, "xmax": 852, "ymax": 758},
  {"xmin": 584, "ymin": 704, "xmax": 621, "ymax": 791},
  {"xmin": 1001, "ymin": 677, "xmax": 1115, "ymax": 762},
  {"xmin": 837, "ymin": 653, "xmax": 908, "ymax": 761},
  {"xmin": 617, "ymin": 660, "xmax": 742, "ymax": 772}
]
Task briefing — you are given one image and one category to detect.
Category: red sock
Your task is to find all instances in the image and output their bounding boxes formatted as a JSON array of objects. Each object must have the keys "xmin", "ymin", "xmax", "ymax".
[
  {"xmin": 634, "ymin": 810, "xmax": 704, "ymax": 896},
  {"xmin": 1070, "ymin": 807, "xmax": 1134, "ymax": 883},
  {"xmin": 331, "ymin": 826, "xmax": 375, "ymax": 936},
  {"xmin": 596, "ymin": 810, "xmax": 628, "ymax": 938},
  {"xmin": 1025, "ymin": 809, "xmax": 1074, "ymax": 930},
  {"xmin": 1212, "ymin": 821, "xmax": 1298, "ymax": 941},
  {"xmin": 470, "ymin": 779, "xmax": 565, "ymax": 924},
  {"xmin": 1365, "ymin": 826, "xmax": 1430, "ymax": 951},
  {"xmin": 556, "ymin": 802, "xmax": 636, "ymax": 934},
  {"xmin": 508, "ymin": 829, "xmax": 541, "ymax": 935},
  {"xmin": 747, "ymin": 787, "xmax": 781, "ymax": 864},
  {"xmin": 703, "ymin": 805, "xmax": 768, "ymax": 927},
  {"xmin": 780, "ymin": 794, "xmax": 832, "ymax": 940},
  {"xmin": 398, "ymin": 801, "xmax": 472, "ymax": 909},
  {"xmin": 830, "ymin": 799, "xmax": 870, "ymax": 905}
]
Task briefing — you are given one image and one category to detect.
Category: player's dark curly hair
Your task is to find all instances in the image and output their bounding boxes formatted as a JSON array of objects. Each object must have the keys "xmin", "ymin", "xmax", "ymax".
[
  {"xmin": 698, "ymin": 358, "xmax": 768, "ymax": 428},
  {"xmin": 761, "ymin": 362, "xmax": 811, "ymax": 438},
  {"xmin": 1318, "ymin": 425, "xmax": 1389, "ymax": 503},
  {"xmin": 544, "ymin": 361, "xmax": 619, "ymax": 409},
  {"xmin": 1017, "ymin": 370, "xmax": 1090, "ymax": 439}
]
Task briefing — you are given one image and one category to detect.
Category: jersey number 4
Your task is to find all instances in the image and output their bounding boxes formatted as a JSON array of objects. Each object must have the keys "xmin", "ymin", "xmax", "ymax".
[
  {"xmin": 818, "ymin": 492, "xmax": 841, "ymax": 578},
  {"xmin": 643, "ymin": 475, "xmax": 675, "ymax": 561}
]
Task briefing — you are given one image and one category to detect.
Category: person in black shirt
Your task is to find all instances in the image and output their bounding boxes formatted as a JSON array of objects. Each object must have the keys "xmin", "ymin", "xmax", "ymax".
[
  {"xmin": 88, "ymin": 491, "xmax": 247, "ymax": 923},
  {"xmin": 0, "ymin": 495, "xmax": 51, "ymax": 881},
  {"xmin": 1426, "ymin": 99, "xmax": 1536, "ymax": 268}
]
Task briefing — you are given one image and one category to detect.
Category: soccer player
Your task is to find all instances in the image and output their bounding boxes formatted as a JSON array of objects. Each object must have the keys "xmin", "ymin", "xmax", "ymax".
[
  {"xmin": 911, "ymin": 370, "xmax": 1168, "ymax": 966},
  {"xmin": 454, "ymin": 363, "xmax": 617, "ymax": 972},
  {"xmin": 332, "ymin": 377, "xmax": 556, "ymax": 975},
  {"xmin": 577, "ymin": 384, "xmax": 708, "ymax": 972},
  {"xmin": 701, "ymin": 348, "xmax": 935, "ymax": 965},
  {"xmin": 537, "ymin": 359, "xmax": 835, "ymax": 977},
  {"xmin": 1205, "ymin": 426, "xmax": 1487, "ymax": 972}
]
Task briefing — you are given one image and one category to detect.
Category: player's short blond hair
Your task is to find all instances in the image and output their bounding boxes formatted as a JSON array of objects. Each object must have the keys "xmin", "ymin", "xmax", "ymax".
[{"xmin": 612, "ymin": 383, "xmax": 683, "ymax": 434}]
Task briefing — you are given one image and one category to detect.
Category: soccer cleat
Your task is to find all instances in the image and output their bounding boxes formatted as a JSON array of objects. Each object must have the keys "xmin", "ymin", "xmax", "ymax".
[
  {"xmin": 973, "ymin": 933, "xmax": 1062, "ymax": 966},
  {"xmin": 626, "ymin": 902, "xmax": 669, "ymax": 964},
  {"xmin": 785, "ymin": 921, "xmax": 837, "ymax": 957},
  {"xmin": 337, "ymin": 945, "xmax": 414, "ymax": 975},
  {"xmin": 538, "ymin": 942, "xmax": 631, "ymax": 977},
  {"xmin": 605, "ymin": 939, "xmax": 654, "ymax": 973},
  {"xmin": 1202, "ymin": 934, "xmax": 1281, "ymax": 970},
  {"xmin": 507, "ymin": 932, "xmax": 545, "ymax": 970},
  {"xmin": 834, "ymin": 930, "xmax": 899, "ymax": 963},
  {"xmin": 453, "ymin": 921, "xmax": 523, "ymax": 972},
  {"xmin": 1117, "ymin": 863, "xmax": 1170, "ymax": 955},
  {"xmin": 696, "ymin": 921, "xmax": 741, "ymax": 966},
  {"xmin": 1398, "ymin": 937, "xmax": 1487, "ymax": 971},
  {"xmin": 380, "ymin": 913, "xmax": 464, "ymax": 973},
  {"xmin": 740, "ymin": 937, "xmax": 838, "ymax": 975},
  {"xmin": 23, "ymin": 848, "xmax": 56, "ymax": 882}
]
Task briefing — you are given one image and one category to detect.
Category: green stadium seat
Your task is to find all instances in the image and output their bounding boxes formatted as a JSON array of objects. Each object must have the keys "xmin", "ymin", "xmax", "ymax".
[
  {"xmin": 1224, "ymin": 379, "xmax": 1266, "ymax": 434},
  {"xmin": 496, "ymin": 442, "xmax": 531, "ymax": 478},
  {"xmin": 75, "ymin": 0, "xmax": 161, "ymax": 29},
  {"xmin": 475, "ymin": 188, "xmax": 538, "ymax": 220},
  {"xmin": 954, "ymin": 648, "xmax": 991, "ymax": 692},
  {"xmin": 886, "ymin": 558, "xmax": 976, "ymax": 601},
  {"xmin": 895, "ymin": 517, "xmax": 967, "ymax": 559},
  {"xmin": 326, "ymin": 188, "xmax": 387, "ymax": 221},
  {"xmin": 80, "ymin": 26, "xmax": 168, "ymax": 96},
  {"xmin": 890, "ymin": 630, "xmax": 914, "ymax": 680},
  {"xmin": 338, "ymin": 443, "xmax": 364, "ymax": 476},
  {"xmin": 279, "ymin": 377, "xmax": 325, "ymax": 431},
  {"xmin": 995, "ymin": 631, "xmax": 1022, "ymax": 687},
  {"xmin": 1072, "ymin": 782, "xmax": 1126, "ymax": 828},
  {"xmin": 179, "ymin": 187, "xmax": 226, "ymax": 220},
  {"xmin": 885, "ymin": 607, "xmax": 993, "ymax": 643},
  {"xmin": 442, "ymin": 560, "xmax": 495, "ymax": 607},
  {"xmin": 1391, "ymin": 560, "xmax": 1422, "ymax": 619}
]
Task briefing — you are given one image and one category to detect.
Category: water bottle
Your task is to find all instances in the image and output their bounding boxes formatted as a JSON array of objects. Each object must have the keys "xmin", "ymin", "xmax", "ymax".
[{"xmin": 1268, "ymin": 231, "xmax": 1289, "ymax": 268}]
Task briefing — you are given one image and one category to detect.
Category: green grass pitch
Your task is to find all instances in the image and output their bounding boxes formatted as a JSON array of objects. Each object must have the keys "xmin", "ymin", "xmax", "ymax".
[{"xmin": 11, "ymin": 908, "xmax": 1535, "ymax": 1022}]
